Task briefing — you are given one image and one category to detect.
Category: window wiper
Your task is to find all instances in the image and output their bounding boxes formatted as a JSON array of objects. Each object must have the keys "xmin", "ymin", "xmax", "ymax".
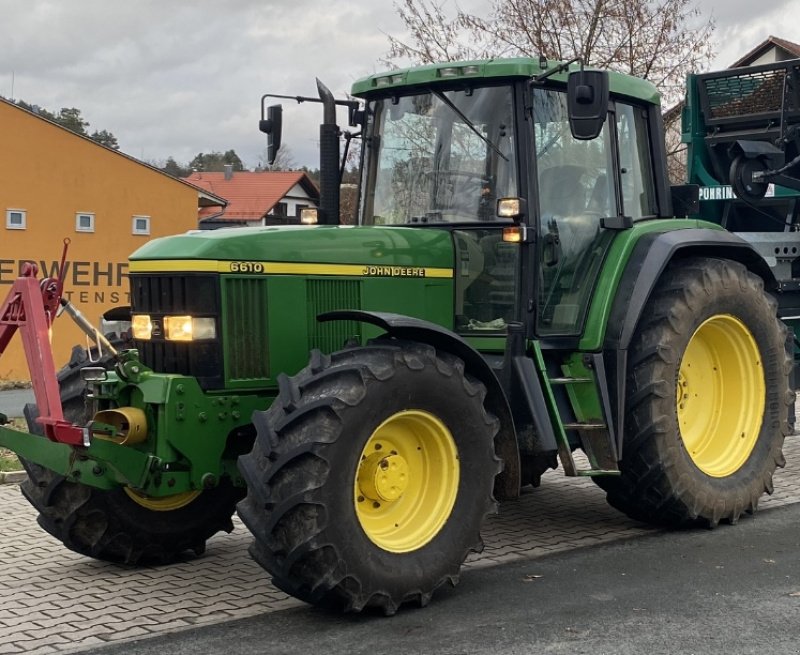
[{"xmin": 430, "ymin": 88, "xmax": 508, "ymax": 162}]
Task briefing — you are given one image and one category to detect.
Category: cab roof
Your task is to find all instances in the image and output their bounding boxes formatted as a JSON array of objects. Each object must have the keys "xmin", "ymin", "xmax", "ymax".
[{"xmin": 351, "ymin": 57, "xmax": 660, "ymax": 106}]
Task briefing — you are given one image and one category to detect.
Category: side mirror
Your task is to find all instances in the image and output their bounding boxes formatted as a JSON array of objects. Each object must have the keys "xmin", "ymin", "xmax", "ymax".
[
  {"xmin": 567, "ymin": 70, "xmax": 609, "ymax": 140},
  {"xmin": 259, "ymin": 104, "xmax": 283, "ymax": 165}
]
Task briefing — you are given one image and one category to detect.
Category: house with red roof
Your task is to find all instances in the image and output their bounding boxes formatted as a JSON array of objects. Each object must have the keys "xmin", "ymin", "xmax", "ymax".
[{"xmin": 183, "ymin": 168, "xmax": 320, "ymax": 228}]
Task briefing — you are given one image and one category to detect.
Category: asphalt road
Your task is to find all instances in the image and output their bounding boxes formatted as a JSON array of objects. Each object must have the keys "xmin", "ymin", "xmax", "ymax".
[{"xmin": 84, "ymin": 503, "xmax": 800, "ymax": 655}]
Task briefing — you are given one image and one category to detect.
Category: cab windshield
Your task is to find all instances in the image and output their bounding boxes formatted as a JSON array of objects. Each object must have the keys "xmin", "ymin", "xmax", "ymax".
[{"xmin": 360, "ymin": 85, "xmax": 518, "ymax": 225}]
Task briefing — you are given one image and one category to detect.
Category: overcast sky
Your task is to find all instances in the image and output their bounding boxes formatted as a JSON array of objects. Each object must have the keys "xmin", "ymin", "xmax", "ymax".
[{"xmin": 2, "ymin": 0, "xmax": 798, "ymax": 170}]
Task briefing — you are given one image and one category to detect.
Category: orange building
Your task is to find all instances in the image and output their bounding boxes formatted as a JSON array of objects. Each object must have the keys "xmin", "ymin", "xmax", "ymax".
[{"xmin": 0, "ymin": 98, "xmax": 225, "ymax": 381}]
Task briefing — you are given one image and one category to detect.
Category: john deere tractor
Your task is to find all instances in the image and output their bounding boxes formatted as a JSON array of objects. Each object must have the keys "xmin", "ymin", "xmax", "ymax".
[{"xmin": 2, "ymin": 56, "xmax": 799, "ymax": 615}]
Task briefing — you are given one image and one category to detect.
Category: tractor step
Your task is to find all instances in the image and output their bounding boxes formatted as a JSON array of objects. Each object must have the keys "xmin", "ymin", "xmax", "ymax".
[
  {"xmin": 532, "ymin": 344, "xmax": 621, "ymax": 478},
  {"xmin": 563, "ymin": 422, "xmax": 607, "ymax": 430}
]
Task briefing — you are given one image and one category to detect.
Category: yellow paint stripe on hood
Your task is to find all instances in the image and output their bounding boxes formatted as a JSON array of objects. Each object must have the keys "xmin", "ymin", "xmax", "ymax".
[{"xmin": 128, "ymin": 259, "xmax": 453, "ymax": 278}]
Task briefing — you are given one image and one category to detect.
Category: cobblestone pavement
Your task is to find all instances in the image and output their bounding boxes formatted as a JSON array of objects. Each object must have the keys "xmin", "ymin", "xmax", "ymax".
[{"xmin": 0, "ymin": 437, "xmax": 798, "ymax": 655}]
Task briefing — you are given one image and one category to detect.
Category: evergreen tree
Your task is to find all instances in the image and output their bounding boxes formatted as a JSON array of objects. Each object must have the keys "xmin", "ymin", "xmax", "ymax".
[
  {"xmin": 90, "ymin": 129, "xmax": 120, "ymax": 150},
  {"xmin": 189, "ymin": 150, "xmax": 246, "ymax": 172}
]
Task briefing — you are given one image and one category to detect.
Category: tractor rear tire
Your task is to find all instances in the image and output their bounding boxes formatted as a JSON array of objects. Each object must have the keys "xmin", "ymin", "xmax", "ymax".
[
  {"xmin": 598, "ymin": 257, "xmax": 792, "ymax": 527},
  {"xmin": 21, "ymin": 341, "xmax": 243, "ymax": 564},
  {"xmin": 237, "ymin": 340, "xmax": 501, "ymax": 614}
]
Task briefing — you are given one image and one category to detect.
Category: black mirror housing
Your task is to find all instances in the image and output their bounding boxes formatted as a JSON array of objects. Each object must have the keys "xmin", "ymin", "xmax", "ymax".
[
  {"xmin": 567, "ymin": 70, "xmax": 609, "ymax": 140},
  {"xmin": 259, "ymin": 104, "xmax": 283, "ymax": 165}
]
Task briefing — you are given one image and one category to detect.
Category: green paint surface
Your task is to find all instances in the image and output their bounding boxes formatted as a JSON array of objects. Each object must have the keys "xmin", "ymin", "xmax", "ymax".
[
  {"xmin": 130, "ymin": 225, "xmax": 454, "ymax": 269},
  {"xmin": 351, "ymin": 58, "xmax": 659, "ymax": 105},
  {"xmin": 579, "ymin": 218, "xmax": 722, "ymax": 350}
]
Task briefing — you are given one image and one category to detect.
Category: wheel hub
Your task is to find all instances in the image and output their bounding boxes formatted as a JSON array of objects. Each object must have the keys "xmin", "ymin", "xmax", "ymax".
[
  {"xmin": 354, "ymin": 410, "xmax": 459, "ymax": 553},
  {"xmin": 358, "ymin": 452, "xmax": 410, "ymax": 503}
]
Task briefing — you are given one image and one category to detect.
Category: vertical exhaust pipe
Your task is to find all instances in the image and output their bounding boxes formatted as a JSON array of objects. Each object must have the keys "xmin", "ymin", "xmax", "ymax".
[{"xmin": 316, "ymin": 78, "xmax": 340, "ymax": 225}]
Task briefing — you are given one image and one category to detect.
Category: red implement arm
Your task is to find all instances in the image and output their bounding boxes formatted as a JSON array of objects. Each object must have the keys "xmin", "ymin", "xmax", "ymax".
[{"xmin": 0, "ymin": 242, "xmax": 85, "ymax": 446}]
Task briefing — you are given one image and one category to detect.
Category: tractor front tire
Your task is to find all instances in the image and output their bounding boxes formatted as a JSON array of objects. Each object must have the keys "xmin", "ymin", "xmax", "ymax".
[
  {"xmin": 237, "ymin": 340, "xmax": 501, "ymax": 614},
  {"xmin": 600, "ymin": 257, "xmax": 792, "ymax": 527},
  {"xmin": 21, "ymin": 342, "xmax": 243, "ymax": 564}
]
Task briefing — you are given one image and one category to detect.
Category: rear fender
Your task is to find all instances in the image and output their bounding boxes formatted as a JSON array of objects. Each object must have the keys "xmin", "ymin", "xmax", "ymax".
[{"xmin": 603, "ymin": 228, "xmax": 774, "ymax": 457}]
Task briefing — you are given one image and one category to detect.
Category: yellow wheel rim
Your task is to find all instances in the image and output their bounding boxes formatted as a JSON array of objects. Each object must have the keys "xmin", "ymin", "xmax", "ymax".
[
  {"xmin": 354, "ymin": 410, "xmax": 460, "ymax": 553},
  {"xmin": 123, "ymin": 488, "xmax": 202, "ymax": 512},
  {"xmin": 677, "ymin": 314, "xmax": 765, "ymax": 477}
]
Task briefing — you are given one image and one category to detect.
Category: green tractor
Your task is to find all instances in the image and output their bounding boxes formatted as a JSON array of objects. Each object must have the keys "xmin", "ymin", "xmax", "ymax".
[{"xmin": 2, "ymin": 56, "xmax": 799, "ymax": 615}]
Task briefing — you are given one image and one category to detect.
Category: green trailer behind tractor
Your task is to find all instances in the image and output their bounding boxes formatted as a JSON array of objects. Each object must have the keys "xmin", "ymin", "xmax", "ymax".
[{"xmin": 1, "ymin": 56, "xmax": 799, "ymax": 615}]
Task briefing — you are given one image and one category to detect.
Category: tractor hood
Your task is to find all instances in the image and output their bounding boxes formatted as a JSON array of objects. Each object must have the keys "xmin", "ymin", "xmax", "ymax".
[{"xmin": 128, "ymin": 225, "xmax": 455, "ymax": 274}]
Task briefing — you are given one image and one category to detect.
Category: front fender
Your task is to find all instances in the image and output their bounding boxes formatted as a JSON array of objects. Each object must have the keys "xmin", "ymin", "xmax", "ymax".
[{"xmin": 319, "ymin": 310, "xmax": 521, "ymax": 499}]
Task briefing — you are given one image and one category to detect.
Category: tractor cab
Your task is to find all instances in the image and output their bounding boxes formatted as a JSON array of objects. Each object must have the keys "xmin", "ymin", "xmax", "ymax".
[
  {"xmin": 352, "ymin": 60, "xmax": 666, "ymax": 340},
  {"xmin": 357, "ymin": 83, "xmax": 520, "ymax": 332}
]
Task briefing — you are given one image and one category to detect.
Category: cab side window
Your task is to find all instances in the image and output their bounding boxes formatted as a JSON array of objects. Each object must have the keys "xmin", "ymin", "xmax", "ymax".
[{"xmin": 616, "ymin": 104, "xmax": 656, "ymax": 219}]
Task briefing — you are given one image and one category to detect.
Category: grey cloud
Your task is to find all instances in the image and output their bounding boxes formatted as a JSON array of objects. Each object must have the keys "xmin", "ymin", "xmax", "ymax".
[{"xmin": 2, "ymin": 0, "xmax": 798, "ymax": 169}]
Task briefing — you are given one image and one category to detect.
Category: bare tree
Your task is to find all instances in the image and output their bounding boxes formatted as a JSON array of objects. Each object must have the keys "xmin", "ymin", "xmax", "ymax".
[
  {"xmin": 260, "ymin": 144, "xmax": 297, "ymax": 171},
  {"xmin": 386, "ymin": 0, "xmax": 715, "ymax": 179}
]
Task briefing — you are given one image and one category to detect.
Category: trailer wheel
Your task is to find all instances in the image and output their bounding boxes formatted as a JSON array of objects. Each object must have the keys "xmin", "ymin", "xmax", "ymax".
[
  {"xmin": 237, "ymin": 340, "xmax": 501, "ymax": 614},
  {"xmin": 600, "ymin": 257, "xmax": 792, "ymax": 526},
  {"xmin": 20, "ymin": 341, "xmax": 243, "ymax": 564}
]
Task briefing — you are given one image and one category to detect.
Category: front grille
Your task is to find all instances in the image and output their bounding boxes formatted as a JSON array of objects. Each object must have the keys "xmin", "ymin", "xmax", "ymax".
[
  {"xmin": 223, "ymin": 277, "xmax": 269, "ymax": 381},
  {"xmin": 307, "ymin": 279, "xmax": 361, "ymax": 352},
  {"xmin": 130, "ymin": 273, "xmax": 223, "ymax": 389},
  {"xmin": 131, "ymin": 274, "xmax": 219, "ymax": 314}
]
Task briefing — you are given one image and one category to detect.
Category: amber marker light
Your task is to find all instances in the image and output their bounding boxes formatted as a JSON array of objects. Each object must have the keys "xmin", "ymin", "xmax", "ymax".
[{"xmin": 502, "ymin": 226, "xmax": 524, "ymax": 243}]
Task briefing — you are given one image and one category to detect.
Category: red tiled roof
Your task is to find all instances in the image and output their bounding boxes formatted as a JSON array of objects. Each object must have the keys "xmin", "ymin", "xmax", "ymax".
[{"xmin": 183, "ymin": 171, "xmax": 319, "ymax": 222}]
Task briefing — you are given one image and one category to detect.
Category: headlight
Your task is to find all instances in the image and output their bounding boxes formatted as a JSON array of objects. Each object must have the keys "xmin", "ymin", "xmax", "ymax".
[
  {"xmin": 164, "ymin": 316, "xmax": 216, "ymax": 341},
  {"xmin": 300, "ymin": 207, "xmax": 319, "ymax": 224},
  {"xmin": 132, "ymin": 314, "xmax": 153, "ymax": 340},
  {"xmin": 496, "ymin": 197, "xmax": 526, "ymax": 220}
]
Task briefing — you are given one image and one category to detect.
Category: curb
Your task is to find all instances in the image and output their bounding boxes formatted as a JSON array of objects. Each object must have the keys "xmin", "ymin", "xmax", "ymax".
[{"xmin": 0, "ymin": 470, "xmax": 26, "ymax": 485}]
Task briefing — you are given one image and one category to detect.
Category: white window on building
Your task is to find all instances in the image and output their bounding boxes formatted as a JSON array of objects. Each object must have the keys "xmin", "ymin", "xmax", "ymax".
[
  {"xmin": 132, "ymin": 215, "xmax": 151, "ymax": 235},
  {"xmin": 75, "ymin": 212, "xmax": 95, "ymax": 233},
  {"xmin": 6, "ymin": 209, "xmax": 26, "ymax": 230}
]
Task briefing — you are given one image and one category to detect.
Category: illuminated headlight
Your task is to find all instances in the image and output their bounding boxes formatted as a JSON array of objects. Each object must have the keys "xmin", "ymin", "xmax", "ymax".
[
  {"xmin": 497, "ymin": 197, "xmax": 526, "ymax": 220},
  {"xmin": 164, "ymin": 316, "xmax": 217, "ymax": 342},
  {"xmin": 300, "ymin": 207, "xmax": 319, "ymax": 224},
  {"xmin": 132, "ymin": 314, "xmax": 153, "ymax": 340}
]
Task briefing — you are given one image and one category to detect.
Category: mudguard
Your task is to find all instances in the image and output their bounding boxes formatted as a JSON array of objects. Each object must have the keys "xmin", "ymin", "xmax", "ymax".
[
  {"xmin": 319, "ymin": 310, "xmax": 521, "ymax": 498},
  {"xmin": 602, "ymin": 227, "xmax": 774, "ymax": 457}
]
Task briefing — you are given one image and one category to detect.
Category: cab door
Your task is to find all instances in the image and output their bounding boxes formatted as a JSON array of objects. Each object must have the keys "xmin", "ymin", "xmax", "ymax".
[{"xmin": 532, "ymin": 87, "xmax": 618, "ymax": 336}]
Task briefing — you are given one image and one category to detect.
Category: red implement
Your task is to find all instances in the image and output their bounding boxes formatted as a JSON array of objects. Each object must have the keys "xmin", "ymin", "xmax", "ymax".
[{"xmin": 0, "ymin": 241, "xmax": 85, "ymax": 446}]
